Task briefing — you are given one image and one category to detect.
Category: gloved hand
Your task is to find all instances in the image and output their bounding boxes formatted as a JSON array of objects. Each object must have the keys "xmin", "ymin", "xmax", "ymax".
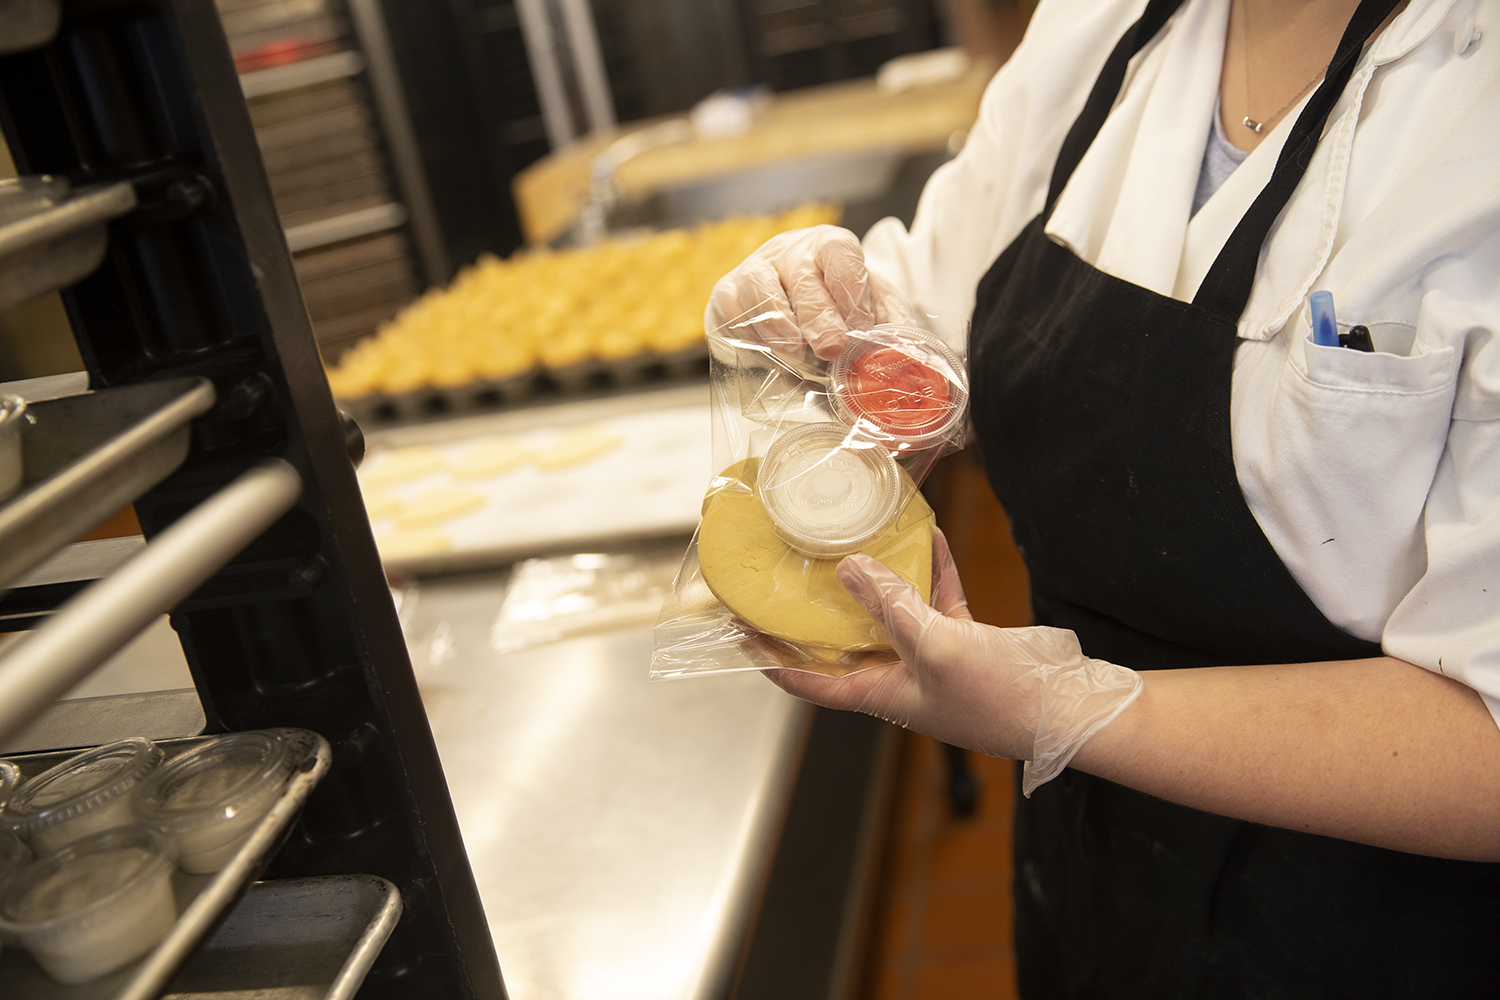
[
  {"xmin": 706, "ymin": 224, "xmax": 917, "ymax": 360},
  {"xmin": 760, "ymin": 529, "xmax": 1144, "ymax": 795}
]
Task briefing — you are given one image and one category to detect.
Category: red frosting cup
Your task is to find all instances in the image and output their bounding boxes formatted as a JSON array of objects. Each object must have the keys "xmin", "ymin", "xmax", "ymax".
[{"xmin": 831, "ymin": 325, "xmax": 966, "ymax": 450}]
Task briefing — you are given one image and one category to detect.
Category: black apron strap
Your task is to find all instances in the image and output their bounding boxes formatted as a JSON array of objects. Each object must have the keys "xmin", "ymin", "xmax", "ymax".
[
  {"xmin": 1044, "ymin": 0, "xmax": 1189, "ymax": 212},
  {"xmin": 1192, "ymin": 0, "xmax": 1404, "ymax": 319},
  {"xmin": 1044, "ymin": 0, "xmax": 1405, "ymax": 322}
]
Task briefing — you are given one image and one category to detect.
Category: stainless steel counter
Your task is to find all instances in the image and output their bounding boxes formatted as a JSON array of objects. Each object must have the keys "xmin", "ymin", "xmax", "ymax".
[{"xmin": 402, "ymin": 565, "xmax": 812, "ymax": 1000}]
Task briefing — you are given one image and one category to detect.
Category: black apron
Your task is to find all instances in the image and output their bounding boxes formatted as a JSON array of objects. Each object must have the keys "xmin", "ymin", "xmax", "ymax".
[{"xmin": 967, "ymin": 0, "xmax": 1500, "ymax": 996}]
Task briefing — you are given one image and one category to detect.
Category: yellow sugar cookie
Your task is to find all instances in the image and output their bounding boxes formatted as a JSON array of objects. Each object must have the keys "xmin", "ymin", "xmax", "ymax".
[
  {"xmin": 451, "ymin": 437, "xmax": 532, "ymax": 479},
  {"xmin": 396, "ymin": 488, "xmax": 486, "ymax": 527},
  {"xmin": 697, "ymin": 457, "xmax": 933, "ymax": 652},
  {"xmin": 361, "ymin": 446, "xmax": 446, "ymax": 486},
  {"xmin": 535, "ymin": 425, "xmax": 623, "ymax": 471}
]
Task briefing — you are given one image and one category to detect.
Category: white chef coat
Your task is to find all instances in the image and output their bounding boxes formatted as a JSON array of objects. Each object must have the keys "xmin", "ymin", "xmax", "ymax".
[{"xmin": 864, "ymin": 0, "xmax": 1500, "ymax": 724}]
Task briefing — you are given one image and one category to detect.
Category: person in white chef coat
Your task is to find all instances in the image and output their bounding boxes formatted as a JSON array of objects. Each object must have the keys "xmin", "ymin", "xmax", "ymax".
[{"xmin": 710, "ymin": 0, "xmax": 1500, "ymax": 994}]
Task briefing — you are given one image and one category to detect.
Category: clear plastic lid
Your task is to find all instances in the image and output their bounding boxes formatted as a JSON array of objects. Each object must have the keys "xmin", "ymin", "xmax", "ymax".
[
  {"xmin": 0, "ymin": 759, "xmax": 19, "ymax": 806},
  {"xmin": 0, "ymin": 824, "xmax": 173, "ymax": 935},
  {"xmin": 131, "ymin": 731, "xmax": 293, "ymax": 831},
  {"xmin": 758, "ymin": 423, "xmax": 902, "ymax": 558},
  {"xmin": 0, "ymin": 739, "xmax": 163, "ymax": 841},
  {"xmin": 831, "ymin": 325, "xmax": 967, "ymax": 449}
]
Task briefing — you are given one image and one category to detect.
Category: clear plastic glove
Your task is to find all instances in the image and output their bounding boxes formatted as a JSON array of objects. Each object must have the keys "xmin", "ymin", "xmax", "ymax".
[
  {"xmin": 759, "ymin": 529, "xmax": 1144, "ymax": 795},
  {"xmin": 706, "ymin": 224, "xmax": 918, "ymax": 360}
]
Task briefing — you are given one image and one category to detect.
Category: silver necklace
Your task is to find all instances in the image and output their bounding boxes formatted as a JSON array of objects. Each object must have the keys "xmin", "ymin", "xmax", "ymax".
[{"xmin": 1239, "ymin": 0, "xmax": 1325, "ymax": 133}]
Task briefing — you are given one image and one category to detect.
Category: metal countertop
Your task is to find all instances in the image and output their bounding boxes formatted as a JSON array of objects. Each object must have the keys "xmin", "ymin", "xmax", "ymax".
[{"xmin": 403, "ymin": 566, "xmax": 812, "ymax": 1000}]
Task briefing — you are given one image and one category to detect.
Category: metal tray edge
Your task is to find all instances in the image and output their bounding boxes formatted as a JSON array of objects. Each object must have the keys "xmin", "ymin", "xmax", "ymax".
[{"xmin": 115, "ymin": 730, "xmax": 334, "ymax": 1000}]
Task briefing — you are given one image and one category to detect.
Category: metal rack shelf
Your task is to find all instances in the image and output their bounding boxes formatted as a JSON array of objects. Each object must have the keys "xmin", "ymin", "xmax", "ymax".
[
  {"xmin": 0, "ymin": 377, "xmax": 216, "ymax": 591},
  {"xmin": 0, "ymin": 0, "xmax": 505, "ymax": 991},
  {"xmin": 0, "ymin": 179, "xmax": 137, "ymax": 313},
  {"xmin": 164, "ymin": 875, "xmax": 402, "ymax": 1000},
  {"xmin": 0, "ymin": 730, "xmax": 336, "ymax": 1000},
  {"xmin": 0, "ymin": 458, "xmax": 302, "ymax": 745}
]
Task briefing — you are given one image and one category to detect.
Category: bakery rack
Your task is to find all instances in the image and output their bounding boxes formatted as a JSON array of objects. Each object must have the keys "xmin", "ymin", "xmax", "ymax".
[{"xmin": 0, "ymin": 0, "xmax": 503, "ymax": 993}]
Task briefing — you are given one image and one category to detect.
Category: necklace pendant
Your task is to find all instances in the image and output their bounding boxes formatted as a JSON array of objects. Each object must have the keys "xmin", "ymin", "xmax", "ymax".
[{"xmin": 1241, "ymin": 115, "xmax": 1264, "ymax": 134}]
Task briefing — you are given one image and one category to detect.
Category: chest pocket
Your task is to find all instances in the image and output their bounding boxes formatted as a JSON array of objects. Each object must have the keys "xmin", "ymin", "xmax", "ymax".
[{"xmin": 1254, "ymin": 317, "xmax": 1458, "ymax": 638}]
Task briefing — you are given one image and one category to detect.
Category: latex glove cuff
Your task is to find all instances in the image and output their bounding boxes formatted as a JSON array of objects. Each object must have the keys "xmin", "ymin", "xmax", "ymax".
[{"xmin": 1024, "ymin": 652, "xmax": 1143, "ymax": 796}]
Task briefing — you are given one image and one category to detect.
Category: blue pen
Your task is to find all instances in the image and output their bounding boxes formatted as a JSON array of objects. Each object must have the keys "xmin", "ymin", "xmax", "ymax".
[{"xmin": 1309, "ymin": 291, "xmax": 1341, "ymax": 348}]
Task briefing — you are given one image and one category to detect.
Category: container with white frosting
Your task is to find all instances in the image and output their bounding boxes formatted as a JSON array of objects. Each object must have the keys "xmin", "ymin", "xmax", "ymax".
[
  {"xmin": 0, "ymin": 759, "xmax": 19, "ymax": 808},
  {"xmin": 0, "ymin": 825, "xmax": 29, "ymax": 889},
  {"xmin": 757, "ymin": 422, "xmax": 903, "ymax": 558},
  {"xmin": 0, "ymin": 824, "xmax": 177, "ymax": 983},
  {"xmin": 131, "ymin": 730, "xmax": 295, "ymax": 874},
  {"xmin": 0, "ymin": 739, "xmax": 163, "ymax": 855}
]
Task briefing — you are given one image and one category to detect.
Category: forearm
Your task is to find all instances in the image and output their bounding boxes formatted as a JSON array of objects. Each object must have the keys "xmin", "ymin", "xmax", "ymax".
[{"xmin": 1072, "ymin": 656, "xmax": 1500, "ymax": 861}]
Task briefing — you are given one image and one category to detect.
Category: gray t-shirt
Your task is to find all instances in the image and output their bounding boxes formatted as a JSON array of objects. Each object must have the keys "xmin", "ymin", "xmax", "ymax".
[{"xmin": 1191, "ymin": 100, "xmax": 1250, "ymax": 216}]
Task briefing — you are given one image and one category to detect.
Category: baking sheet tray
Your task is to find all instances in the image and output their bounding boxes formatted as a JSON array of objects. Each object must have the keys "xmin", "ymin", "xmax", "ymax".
[
  {"xmin": 0, "ymin": 729, "xmax": 333, "ymax": 1000},
  {"xmin": 161, "ymin": 875, "xmax": 402, "ymax": 1000},
  {"xmin": 0, "ymin": 376, "xmax": 216, "ymax": 592},
  {"xmin": 0, "ymin": 181, "xmax": 137, "ymax": 313},
  {"xmin": 361, "ymin": 382, "xmax": 711, "ymax": 573},
  {"xmin": 337, "ymin": 344, "xmax": 707, "ymax": 427}
]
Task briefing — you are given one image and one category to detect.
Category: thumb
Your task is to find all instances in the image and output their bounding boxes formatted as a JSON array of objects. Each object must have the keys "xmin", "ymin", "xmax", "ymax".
[{"xmin": 836, "ymin": 554, "xmax": 938, "ymax": 660}]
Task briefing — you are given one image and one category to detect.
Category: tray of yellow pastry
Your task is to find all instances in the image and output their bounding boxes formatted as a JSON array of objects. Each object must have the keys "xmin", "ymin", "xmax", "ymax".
[{"xmin": 325, "ymin": 206, "xmax": 839, "ymax": 427}]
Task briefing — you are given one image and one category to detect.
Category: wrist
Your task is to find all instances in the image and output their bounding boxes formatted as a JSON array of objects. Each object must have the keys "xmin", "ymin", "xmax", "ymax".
[{"xmin": 1021, "ymin": 655, "xmax": 1143, "ymax": 796}]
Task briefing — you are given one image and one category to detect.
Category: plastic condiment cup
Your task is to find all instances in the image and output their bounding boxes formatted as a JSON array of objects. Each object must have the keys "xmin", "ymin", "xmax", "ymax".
[
  {"xmin": 0, "ymin": 826, "xmax": 29, "ymax": 887},
  {"xmin": 0, "ymin": 759, "xmax": 19, "ymax": 808},
  {"xmin": 0, "ymin": 394, "xmax": 26, "ymax": 502},
  {"xmin": 0, "ymin": 739, "xmax": 163, "ymax": 856},
  {"xmin": 0, "ymin": 824, "xmax": 177, "ymax": 984},
  {"xmin": 758, "ymin": 422, "xmax": 902, "ymax": 558},
  {"xmin": 0, "ymin": 827, "xmax": 32, "ymax": 957},
  {"xmin": 831, "ymin": 325, "xmax": 967, "ymax": 451},
  {"xmin": 131, "ymin": 731, "xmax": 295, "ymax": 874}
]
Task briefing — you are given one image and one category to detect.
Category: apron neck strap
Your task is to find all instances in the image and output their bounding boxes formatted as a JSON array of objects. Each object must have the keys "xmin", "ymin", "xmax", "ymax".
[
  {"xmin": 1044, "ymin": 0, "xmax": 1188, "ymax": 213},
  {"xmin": 1042, "ymin": 0, "xmax": 1406, "ymax": 323},
  {"xmin": 1191, "ymin": 0, "xmax": 1403, "ymax": 320}
]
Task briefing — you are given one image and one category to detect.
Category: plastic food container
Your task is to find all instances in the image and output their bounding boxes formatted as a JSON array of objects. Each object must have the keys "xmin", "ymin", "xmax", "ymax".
[
  {"xmin": 0, "ymin": 394, "xmax": 26, "ymax": 502},
  {"xmin": 0, "ymin": 824, "xmax": 176, "ymax": 984},
  {"xmin": 757, "ymin": 422, "xmax": 902, "ymax": 558},
  {"xmin": 831, "ymin": 325, "xmax": 967, "ymax": 451},
  {"xmin": 131, "ymin": 731, "xmax": 295, "ymax": 874},
  {"xmin": 0, "ymin": 825, "xmax": 30, "ymax": 955},
  {"xmin": 1, "ymin": 739, "xmax": 163, "ymax": 855},
  {"xmin": 0, "ymin": 825, "xmax": 29, "ymax": 885},
  {"xmin": 0, "ymin": 758, "xmax": 19, "ymax": 807}
]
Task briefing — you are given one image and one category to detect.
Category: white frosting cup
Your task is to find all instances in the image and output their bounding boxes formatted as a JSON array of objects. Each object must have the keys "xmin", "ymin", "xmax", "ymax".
[
  {"xmin": 0, "ymin": 825, "xmax": 29, "ymax": 890},
  {"xmin": 1, "ymin": 739, "xmax": 163, "ymax": 855},
  {"xmin": 758, "ymin": 423, "xmax": 903, "ymax": 558},
  {"xmin": 0, "ymin": 759, "xmax": 19, "ymax": 808},
  {"xmin": 131, "ymin": 731, "xmax": 295, "ymax": 874},
  {"xmin": 0, "ymin": 824, "xmax": 177, "ymax": 984}
]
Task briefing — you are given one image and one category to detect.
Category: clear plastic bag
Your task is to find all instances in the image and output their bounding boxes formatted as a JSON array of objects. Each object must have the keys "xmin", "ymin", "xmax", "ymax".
[
  {"xmin": 491, "ymin": 551, "xmax": 679, "ymax": 653},
  {"xmin": 651, "ymin": 290, "xmax": 969, "ymax": 679}
]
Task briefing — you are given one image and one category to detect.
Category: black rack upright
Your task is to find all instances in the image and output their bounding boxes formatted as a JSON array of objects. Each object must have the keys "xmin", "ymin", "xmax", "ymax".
[{"xmin": 0, "ymin": 0, "xmax": 504, "ymax": 993}]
